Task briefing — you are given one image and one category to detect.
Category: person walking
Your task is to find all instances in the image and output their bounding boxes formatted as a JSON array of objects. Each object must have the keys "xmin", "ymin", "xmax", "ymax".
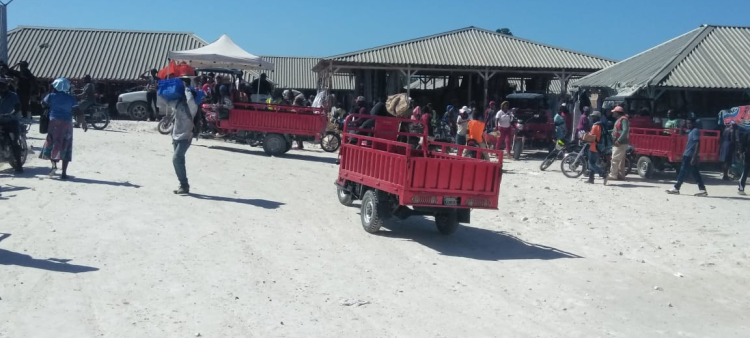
[
  {"xmin": 666, "ymin": 119, "xmax": 707, "ymax": 196},
  {"xmin": 40, "ymin": 78, "xmax": 85, "ymax": 179},
  {"xmin": 144, "ymin": 69, "xmax": 160, "ymax": 121},
  {"xmin": 554, "ymin": 106, "xmax": 568, "ymax": 144},
  {"xmin": 456, "ymin": 106, "xmax": 470, "ymax": 146},
  {"xmin": 15, "ymin": 61, "xmax": 36, "ymax": 120},
  {"xmin": 738, "ymin": 130, "xmax": 750, "ymax": 195},
  {"xmin": 0, "ymin": 78, "xmax": 23, "ymax": 173},
  {"xmin": 583, "ymin": 111, "xmax": 607, "ymax": 185},
  {"xmin": 608, "ymin": 106, "xmax": 629, "ymax": 180},
  {"xmin": 719, "ymin": 121, "xmax": 739, "ymax": 180},
  {"xmin": 170, "ymin": 86, "xmax": 199, "ymax": 195},
  {"xmin": 576, "ymin": 106, "xmax": 592, "ymax": 140},
  {"xmin": 494, "ymin": 101, "xmax": 514, "ymax": 158}
]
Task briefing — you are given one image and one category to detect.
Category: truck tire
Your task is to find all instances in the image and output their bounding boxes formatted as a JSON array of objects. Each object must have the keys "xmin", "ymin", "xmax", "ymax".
[
  {"xmin": 637, "ymin": 156, "xmax": 653, "ymax": 178},
  {"xmin": 435, "ymin": 210, "xmax": 459, "ymax": 235},
  {"xmin": 263, "ymin": 133, "xmax": 287, "ymax": 156},
  {"xmin": 360, "ymin": 190, "xmax": 384, "ymax": 234},
  {"xmin": 128, "ymin": 101, "xmax": 150, "ymax": 121},
  {"xmin": 337, "ymin": 186, "xmax": 353, "ymax": 206}
]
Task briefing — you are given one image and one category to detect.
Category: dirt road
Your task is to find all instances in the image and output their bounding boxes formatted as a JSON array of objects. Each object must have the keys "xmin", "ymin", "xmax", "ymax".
[{"xmin": 1, "ymin": 121, "xmax": 748, "ymax": 337}]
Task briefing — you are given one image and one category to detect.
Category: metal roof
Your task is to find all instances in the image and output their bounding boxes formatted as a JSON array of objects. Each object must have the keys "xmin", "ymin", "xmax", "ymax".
[
  {"xmin": 661, "ymin": 26, "xmax": 750, "ymax": 89},
  {"xmin": 576, "ymin": 25, "xmax": 750, "ymax": 92},
  {"xmin": 259, "ymin": 56, "xmax": 353, "ymax": 90},
  {"xmin": 321, "ymin": 27, "xmax": 615, "ymax": 72},
  {"xmin": 8, "ymin": 26, "xmax": 207, "ymax": 81}
]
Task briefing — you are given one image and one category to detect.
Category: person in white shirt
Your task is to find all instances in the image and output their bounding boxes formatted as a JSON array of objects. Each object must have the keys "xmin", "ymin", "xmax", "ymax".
[
  {"xmin": 494, "ymin": 101, "xmax": 514, "ymax": 158},
  {"xmin": 456, "ymin": 106, "xmax": 470, "ymax": 145}
]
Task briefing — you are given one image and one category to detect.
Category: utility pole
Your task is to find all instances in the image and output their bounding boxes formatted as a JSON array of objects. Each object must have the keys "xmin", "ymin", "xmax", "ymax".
[{"xmin": 0, "ymin": 0, "xmax": 13, "ymax": 63}]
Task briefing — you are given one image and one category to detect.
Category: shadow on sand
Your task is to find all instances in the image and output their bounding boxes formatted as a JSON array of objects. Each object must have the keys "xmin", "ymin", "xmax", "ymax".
[
  {"xmin": 0, "ymin": 234, "xmax": 98, "ymax": 274},
  {"xmin": 200, "ymin": 145, "xmax": 337, "ymax": 165},
  {"xmin": 187, "ymin": 193, "xmax": 284, "ymax": 209},
  {"xmin": 376, "ymin": 217, "xmax": 582, "ymax": 261}
]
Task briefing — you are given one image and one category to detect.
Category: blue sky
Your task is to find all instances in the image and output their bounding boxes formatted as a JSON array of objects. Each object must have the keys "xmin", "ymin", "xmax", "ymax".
[{"xmin": 7, "ymin": 0, "xmax": 750, "ymax": 61}]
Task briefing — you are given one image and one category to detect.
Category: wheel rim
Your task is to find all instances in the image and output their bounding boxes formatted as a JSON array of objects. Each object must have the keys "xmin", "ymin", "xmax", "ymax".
[
  {"xmin": 132, "ymin": 106, "xmax": 147, "ymax": 120},
  {"xmin": 364, "ymin": 199, "xmax": 374, "ymax": 224},
  {"xmin": 639, "ymin": 162, "xmax": 648, "ymax": 175},
  {"xmin": 267, "ymin": 136, "xmax": 284, "ymax": 153},
  {"xmin": 322, "ymin": 134, "xmax": 340, "ymax": 151}
]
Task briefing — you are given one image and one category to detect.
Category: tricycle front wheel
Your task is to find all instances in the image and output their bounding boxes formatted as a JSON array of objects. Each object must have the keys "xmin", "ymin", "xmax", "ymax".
[
  {"xmin": 337, "ymin": 186, "xmax": 353, "ymax": 206},
  {"xmin": 435, "ymin": 210, "xmax": 459, "ymax": 235}
]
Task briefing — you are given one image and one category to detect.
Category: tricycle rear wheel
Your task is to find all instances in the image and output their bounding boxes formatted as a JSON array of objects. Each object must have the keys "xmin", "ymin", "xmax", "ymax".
[
  {"xmin": 263, "ymin": 133, "xmax": 287, "ymax": 156},
  {"xmin": 361, "ymin": 190, "xmax": 385, "ymax": 234},
  {"xmin": 337, "ymin": 186, "xmax": 353, "ymax": 206},
  {"xmin": 435, "ymin": 211, "xmax": 459, "ymax": 235}
]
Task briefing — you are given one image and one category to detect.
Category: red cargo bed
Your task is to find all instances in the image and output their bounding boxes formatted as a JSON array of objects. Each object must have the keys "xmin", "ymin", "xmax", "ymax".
[
  {"xmin": 217, "ymin": 102, "xmax": 327, "ymax": 137},
  {"xmin": 338, "ymin": 115, "xmax": 503, "ymax": 210},
  {"xmin": 630, "ymin": 128, "xmax": 720, "ymax": 163}
]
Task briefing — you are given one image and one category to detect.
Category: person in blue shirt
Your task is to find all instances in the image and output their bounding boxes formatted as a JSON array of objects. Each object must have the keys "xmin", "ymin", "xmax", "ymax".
[
  {"xmin": 554, "ymin": 105, "xmax": 568, "ymax": 143},
  {"xmin": 40, "ymin": 77, "xmax": 85, "ymax": 179},
  {"xmin": 667, "ymin": 118, "xmax": 707, "ymax": 196},
  {"xmin": 0, "ymin": 78, "xmax": 22, "ymax": 173}
]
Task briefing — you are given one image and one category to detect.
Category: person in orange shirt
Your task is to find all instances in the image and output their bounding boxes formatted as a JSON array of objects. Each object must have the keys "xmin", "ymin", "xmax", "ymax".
[
  {"xmin": 463, "ymin": 109, "xmax": 490, "ymax": 160},
  {"xmin": 584, "ymin": 111, "xmax": 608, "ymax": 185}
]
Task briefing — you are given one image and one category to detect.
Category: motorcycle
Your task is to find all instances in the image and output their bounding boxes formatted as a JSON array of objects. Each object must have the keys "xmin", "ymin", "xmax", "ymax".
[
  {"xmin": 561, "ymin": 144, "xmax": 634, "ymax": 178},
  {"xmin": 82, "ymin": 104, "xmax": 110, "ymax": 130},
  {"xmin": 0, "ymin": 121, "xmax": 29, "ymax": 170},
  {"xmin": 539, "ymin": 139, "xmax": 580, "ymax": 171},
  {"xmin": 157, "ymin": 107, "xmax": 175, "ymax": 135},
  {"xmin": 320, "ymin": 118, "xmax": 343, "ymax": 153},
  {"xmin": 510, "ymin": 114, "xmax": 541, "ymax": 160}
]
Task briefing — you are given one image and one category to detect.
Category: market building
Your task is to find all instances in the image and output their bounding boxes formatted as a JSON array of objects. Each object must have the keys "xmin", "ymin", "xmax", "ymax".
[
  {"xmin": 574, "ymin": 24, "xmax": 750, "ymax": 126},
  {"xmin": 314, "ymin": 26, "xmax": 615, "ymax": 112}
]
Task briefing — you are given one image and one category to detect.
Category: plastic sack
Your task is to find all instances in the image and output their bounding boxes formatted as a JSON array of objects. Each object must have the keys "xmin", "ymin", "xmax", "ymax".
[{"xmin": 157, "ymin": 78, "xmax": 186, "ymax": 101}]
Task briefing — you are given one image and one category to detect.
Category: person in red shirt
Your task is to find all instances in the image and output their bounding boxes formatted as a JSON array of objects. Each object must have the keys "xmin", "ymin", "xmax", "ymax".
[{"xmin": 584, "ymin": 111, "xmax": 607, "ymax": 185}]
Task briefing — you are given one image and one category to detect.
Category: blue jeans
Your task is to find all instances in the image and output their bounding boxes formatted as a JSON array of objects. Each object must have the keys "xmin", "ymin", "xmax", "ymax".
[
  {"xmin": 456, "ymin": 134, "xmax": 467, "ymax": 146},
  {"xmin": 675, "ymin": 156, "xmax": 706, "ymax": 191},
  {"xmin": 172, "ymin": 139, "xmax": 192, "ymax": 187},
  {"xmin": 588, "ymin": 149, "xmax": 605, "ymax": 179}
]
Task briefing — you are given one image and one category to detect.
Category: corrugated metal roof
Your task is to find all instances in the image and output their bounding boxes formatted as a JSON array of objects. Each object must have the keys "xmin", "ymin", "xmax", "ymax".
[
  {"xmin": 574, "ymin": 27, "xmax": 703, "ymax": 92},
  {"xmin": 661, "ymin": 26, "xmax": 750, "ymax": 89},
  {"xmin": 323, "ymin": 27, "xmax": 615, "ymax": 71},
  {"xmin": 259, "ymin": 56, "xmax": 353, "ymax": 90},
  {"xmin": 8, "ymin": 26, "xmax": 207, "ymax": 81},
  {"xmin": 576, "ymin": 25, "xmax": 750, "ymax": 92}
]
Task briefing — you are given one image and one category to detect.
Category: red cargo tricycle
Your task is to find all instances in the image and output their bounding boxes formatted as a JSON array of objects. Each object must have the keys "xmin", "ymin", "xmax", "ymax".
[
  {"xmin": 630, "ymin": 127, "xmax": 721, "ymax": 178},
  {"xmin": 335, "ymin": 115, "xmax": 504, "ymax": 236},
  {"xmin": 202, "ymin": 102, "xmax": 338, "ymax": 156}
]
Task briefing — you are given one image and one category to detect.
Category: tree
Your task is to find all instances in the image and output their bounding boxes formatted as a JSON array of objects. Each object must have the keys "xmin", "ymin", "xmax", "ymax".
[{"xmin": 496, "ymin": 28, "xmax": 513, "ymax": 36}]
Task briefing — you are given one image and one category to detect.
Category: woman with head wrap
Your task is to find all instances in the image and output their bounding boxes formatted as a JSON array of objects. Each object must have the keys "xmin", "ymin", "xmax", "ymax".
[{"xmin": 40, "ymin": 78, "xmax": 84, "ymax": 179}]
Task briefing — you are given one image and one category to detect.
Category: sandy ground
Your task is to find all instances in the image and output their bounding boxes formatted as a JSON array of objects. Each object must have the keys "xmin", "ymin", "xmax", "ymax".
[{"xmin": 1, "ymin": 120, "xmax": 749, "ymax": 338}]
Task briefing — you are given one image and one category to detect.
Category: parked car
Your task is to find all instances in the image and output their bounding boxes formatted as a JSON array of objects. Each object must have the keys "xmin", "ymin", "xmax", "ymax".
[{"xmin": 116, "ymin": 89, "xmax": 168, "ymax": 121}]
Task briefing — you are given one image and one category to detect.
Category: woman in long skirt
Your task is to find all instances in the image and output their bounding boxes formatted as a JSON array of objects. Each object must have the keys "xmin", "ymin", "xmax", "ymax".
[{"xmin": 39, "ymin": 78, "xmax": 85, "ymax": 179}]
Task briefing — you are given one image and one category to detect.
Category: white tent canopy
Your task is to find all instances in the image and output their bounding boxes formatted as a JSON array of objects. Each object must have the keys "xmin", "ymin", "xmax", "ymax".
[{"xmin": 168, "ymin": 34, "xmax": 274, "ymax": 71}]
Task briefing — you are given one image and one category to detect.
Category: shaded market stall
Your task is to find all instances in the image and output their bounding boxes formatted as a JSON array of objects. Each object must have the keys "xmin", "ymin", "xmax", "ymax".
[{"xmin": 314, "ymin": 27, "xmax": 615, "ymax": 111}]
